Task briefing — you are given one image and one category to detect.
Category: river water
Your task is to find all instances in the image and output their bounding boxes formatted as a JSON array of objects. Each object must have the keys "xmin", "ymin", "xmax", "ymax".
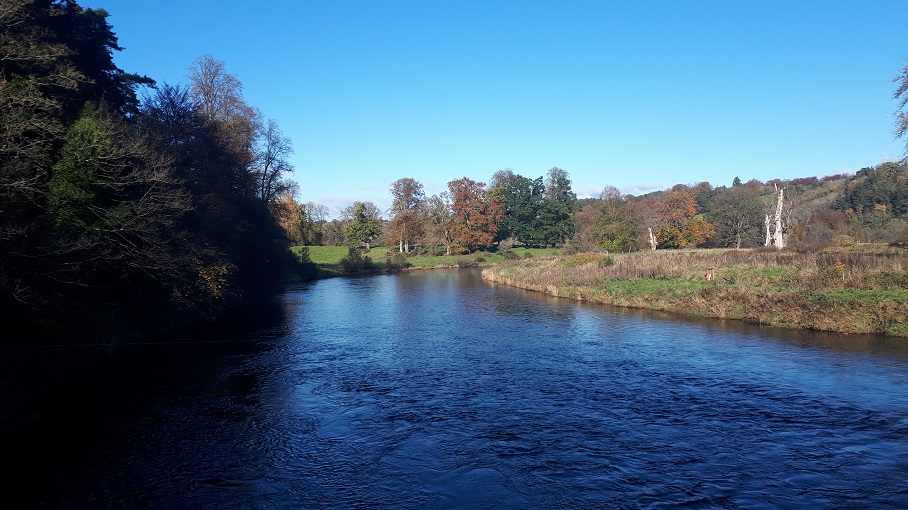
[{"xmin": 4, "ymin": 269, "xmax": 908, "ymax": 508}]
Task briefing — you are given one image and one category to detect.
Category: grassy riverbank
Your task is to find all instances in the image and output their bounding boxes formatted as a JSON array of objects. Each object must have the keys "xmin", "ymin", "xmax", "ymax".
[
  {"xmin": 291, "ymin": 245, "xmax": 562, "ymax": 278},
  {"xmin": 482, "ymin": 247, "xmax": 908, "ymax": 337}
]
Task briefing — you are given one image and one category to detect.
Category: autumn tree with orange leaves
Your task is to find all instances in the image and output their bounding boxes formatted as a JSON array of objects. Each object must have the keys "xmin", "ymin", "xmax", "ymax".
[
  {"xmin": 653, "ymin": 188, "xmax": 715, "ymax": 248},
  {"xmin": 448, "ymin": 177, "xmax": 503, "ymax": 253}
]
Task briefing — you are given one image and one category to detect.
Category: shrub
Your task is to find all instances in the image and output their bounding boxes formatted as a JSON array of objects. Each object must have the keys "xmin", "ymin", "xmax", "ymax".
[
  {"xmin": 411, "ymin": 244, "xmax": 443, "ymax": 256},
  {"xmin": 339, "ymin": 246, "xmax": 375, "ymax": 273},
  {"xmin": 833, "ymin": 235, "xmax": 855, "ymax": 247},
  {"xmin": 385, "ymin": 252, "xmax": 410, "ymax": 271},
  {"xmin": 295, "ymin": 246, "xmax": 312, "ymax": 264},
  {"xmin": 291, "ymin": 246, "xmax": 319, "ymax": 280},
  {"xmin": 457, "ymin": 257, "xmax": 478, "ymax": 268}
]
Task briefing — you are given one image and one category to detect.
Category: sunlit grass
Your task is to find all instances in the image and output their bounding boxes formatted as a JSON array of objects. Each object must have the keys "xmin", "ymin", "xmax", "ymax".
[
  {"xmin": 483, "ymin": 247, "xmax": 908, "ymax": 336},
  {"xmin": 291, "ymin": 245, "xmax": 562, "ymax": 271}
]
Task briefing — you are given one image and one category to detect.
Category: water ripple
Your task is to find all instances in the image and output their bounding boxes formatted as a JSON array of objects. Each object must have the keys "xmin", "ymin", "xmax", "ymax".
[{"xmin": 5, "ymin": 270, "xmax": 908, "ymax": 508}]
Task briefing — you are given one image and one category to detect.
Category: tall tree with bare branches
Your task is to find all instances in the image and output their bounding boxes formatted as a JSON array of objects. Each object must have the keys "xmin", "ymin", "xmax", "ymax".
[
  {"xmin": 894, "ymin": 59, "xmax": 908, "ymax": 162},
  {"xmin": 255, "ymin": 119, "xmax": 295, "ymax": 204}
]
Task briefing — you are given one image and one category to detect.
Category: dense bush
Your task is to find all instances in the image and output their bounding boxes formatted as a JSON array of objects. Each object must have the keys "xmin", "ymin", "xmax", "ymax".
[
  {"xmin": 385, "ymin": 252, "xmax": 411, "ymax": 271},
  {"xmin": 339, "ymin": 247, "xmax": 375, "ymax": 273}
]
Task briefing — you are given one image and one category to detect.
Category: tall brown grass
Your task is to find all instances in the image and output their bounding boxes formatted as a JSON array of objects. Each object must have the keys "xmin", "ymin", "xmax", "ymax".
[
  {"xmin": 489, "ymin": 248, "xmax": 906, "ymax": 292},
  {"xmin": 483, "ymin": 247, "xmax": 908, "ymax": 335}
]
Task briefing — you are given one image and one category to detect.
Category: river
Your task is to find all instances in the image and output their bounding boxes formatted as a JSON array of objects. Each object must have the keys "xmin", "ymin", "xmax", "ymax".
[{"xmin": 3, "ymin": 269, "xmax": 908, "ymax": 508}]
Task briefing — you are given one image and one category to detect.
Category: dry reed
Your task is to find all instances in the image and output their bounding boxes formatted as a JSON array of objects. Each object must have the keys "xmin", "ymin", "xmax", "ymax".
[{"xmin": 483, "ymin": 248, "xmax": 908, "ymax": 336}]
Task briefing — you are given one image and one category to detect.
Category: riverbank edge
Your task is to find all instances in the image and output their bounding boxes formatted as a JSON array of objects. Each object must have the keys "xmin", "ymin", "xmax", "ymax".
[
  {"xmin": 481, "ymin": 261, "xmax": 908, "ymax": 338},
  {"xmin": 290, "ymin": 245, "xmax": 561, "ymax": 280},
  {"xmin": 289, "ymin": 260, "xmax": 488, "ymax": 281}
]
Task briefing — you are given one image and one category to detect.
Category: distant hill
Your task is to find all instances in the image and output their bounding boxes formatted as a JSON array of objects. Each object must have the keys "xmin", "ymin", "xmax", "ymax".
[{"xmin": 574, "ymin": 162, "xmax": 908, "ymax": 250}]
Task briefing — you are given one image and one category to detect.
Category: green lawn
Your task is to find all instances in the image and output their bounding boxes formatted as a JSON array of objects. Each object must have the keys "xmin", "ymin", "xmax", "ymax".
[{"xmin": 292, "ymin": 245, "xmax": 562, "ymax": 273}]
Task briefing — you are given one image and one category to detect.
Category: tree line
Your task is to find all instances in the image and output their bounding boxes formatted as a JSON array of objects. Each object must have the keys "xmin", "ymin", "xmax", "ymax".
[
  {"xmin": 276, "ymin": 167, "xmax": 581, "ymax": 255},
  {"xmin": 1, "ymin": 1, "xmax": 299, "ymax": 340},
  {"xmin": 575, "ymin": 168, "xmax": 906, "ymax": 253},
  {"xmin": 278, "ymin": 160, "xmax": 907, "ymax": 255}
]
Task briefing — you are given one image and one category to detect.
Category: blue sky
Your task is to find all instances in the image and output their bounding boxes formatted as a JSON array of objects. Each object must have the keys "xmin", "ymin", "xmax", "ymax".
[{"xmin": 84, "ymin": 1, "xmax": 907, "ymax": 217}]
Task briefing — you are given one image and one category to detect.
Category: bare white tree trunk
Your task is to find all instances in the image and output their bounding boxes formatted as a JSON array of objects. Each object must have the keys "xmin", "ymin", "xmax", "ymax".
[
  {"xmin": 647, "ymin": 227, "xmax": 658, "ymax": 251},
  {"xmin": 772, "ymin": 185, "xmax": 785, "ymax": 249},
  {"xmin": 764, "ymin": 214, "xmax": 772, "ymax": 246}
]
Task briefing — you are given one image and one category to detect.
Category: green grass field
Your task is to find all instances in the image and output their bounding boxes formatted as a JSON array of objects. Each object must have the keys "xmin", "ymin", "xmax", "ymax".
[{"xmin": 291, "ymin": 245, "xmax": 562, "ymax": 275}]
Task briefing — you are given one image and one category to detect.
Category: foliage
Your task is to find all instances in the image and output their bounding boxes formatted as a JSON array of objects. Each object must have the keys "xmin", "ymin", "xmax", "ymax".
[
  {"xmin": 254, "ymin": 119, "xmax": 295, "ymax": 203},
  {"xmin": 418, "ymin": 193, "xmax": 454, "ymax": 255},
  {"xmin": 539, "ymin": 167, "xmax": 579, "ymax": 246},
  {"xmin": 706, "ymin": 185, "xmax": 764, "ymax": 248},
  {"xmin": 682, "ymin": 216, "xmax": 717, "ymax": 247},
  {"xmin": 140, "ymin": 82, "xmax": 291, "ymax": 310},
  {"xmin": 44, "ymin": 103, "xmax": 194, "ymax": 298},
  {"xmin": 338, "ymin": 246, "xmax": 375, "ymax": 273},
  {"xmin": 492, "ymin": 173, "xmax": 546, "ymax": 245},
  {"xmin": 1, "ymin": 0, "xmax": 152, "ymax": 325},
  {"xmin": 270, "ymin": 194, "xmax": 329, "ymax": 245},
  {"xmin": 833, "ymin": 163, "xmax": 908, "ymax": 222},
  {"xmin": 496, "ymin": 237, "xmax": 520, "ymax": 259},
  {"xmin": 592, "ymin": 186, "xmax": 638, "ymax": 252},
  {"xmin": 344, "ymin": 201, "xmax": 383, "ymax": 249},
  {"xmin": 322, "ymin": 219, "xmax": 348, "ymax": 246},
  {"xmin": 489, "ymin": 167, "xmax": 578, "ymax": 248},
  {"xmin": 295, "ymin": 245, "xmax": 312, "ymax": 264},
  {"xmin": 288, "ymin": 246, "xmax": 318, "ymax": 280},
  {"xmin": 0, "ymin": 2, "xmax": 295, "ymax": 341},
  {"xmin": 384, "ymin": 252, "xmax": 411, "ymax": 271},
  {"xmin": 894, "ymin": 59, "xmax": 908, "ymax": 161},
  {"xmin": 448, "ymin": 177, "xmax": 503, "ymax": 253},
  {"xmin": 651, "ymin": 189, "xmax": 716, "ymax": 248},
  {"xmin": 389, "ymin": 177, "xmax": 424, "ymax": 252},
  {"xmin": 271, "ymin": 193, "xmax": 306, "ymax": 244}
]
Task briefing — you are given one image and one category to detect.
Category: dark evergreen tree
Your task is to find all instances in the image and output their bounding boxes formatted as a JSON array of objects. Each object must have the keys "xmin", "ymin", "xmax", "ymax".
[
  {"xmin": 833, "ymin": 163, "xmax": 908, "ymax": 218},
  {"xmin": 496, "ymin": 174, "xmax": 546, "ymax": 246},
  {"xmin": 1, "ymin": 2, "xmax": 295, "ymax": 341}
]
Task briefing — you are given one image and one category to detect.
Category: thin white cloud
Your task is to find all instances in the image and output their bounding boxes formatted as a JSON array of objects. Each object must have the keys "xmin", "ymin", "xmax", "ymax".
[
  {"xmin": 621, "ymin": 183, "xmax": 670, "ymax": 196},
  {"xmin": 574, "ymin": 185, "xmax": 601, "ymax": 199},
  {"xmin": 825, "ymin": 168, "xmax": 855, "ymax": 177}
]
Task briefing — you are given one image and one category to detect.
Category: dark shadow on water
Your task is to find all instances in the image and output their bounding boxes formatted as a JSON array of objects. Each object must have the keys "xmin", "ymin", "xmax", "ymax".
[
  {"xmin": 3, "ymin": 269, "xmax": 907, "ymax": 508},
  {"xmin": 0, "ymin": 297, "xmax": 290, "ymax": 507}
]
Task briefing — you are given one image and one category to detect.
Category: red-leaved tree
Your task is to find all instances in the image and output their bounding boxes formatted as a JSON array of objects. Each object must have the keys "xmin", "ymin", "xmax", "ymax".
[{"xmin": 447, "ymin": 177, "xmax": 503, "ymax": 253}]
